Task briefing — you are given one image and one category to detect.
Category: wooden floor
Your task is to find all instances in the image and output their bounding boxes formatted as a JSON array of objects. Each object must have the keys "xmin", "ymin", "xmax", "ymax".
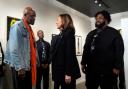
[{"xmin": 76, "ymin": 82, "xmax": 86, "ymax": 89}]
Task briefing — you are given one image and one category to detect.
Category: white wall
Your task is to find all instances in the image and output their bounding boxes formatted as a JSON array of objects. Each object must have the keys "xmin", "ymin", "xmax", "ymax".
[
  {"xmin": 91, "ymin": 11, "xmax": 128, "ymax": 89},
  {"xmin": 0, "ymin": 0, "xmax": 92, "ymax": 87},
  {"xmin": 121, "ymin": 18, "xmax": 128, "ymax": 89}
]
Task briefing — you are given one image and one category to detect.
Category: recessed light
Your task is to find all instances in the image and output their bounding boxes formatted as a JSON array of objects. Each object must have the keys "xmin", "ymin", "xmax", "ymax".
[
  {"xmin": 99, "ymin": 3, "xmax": 102, "ymax": 7},
  {"xmin": 94, "ymin": 0, "xmax": 98, "ymax": 3}
]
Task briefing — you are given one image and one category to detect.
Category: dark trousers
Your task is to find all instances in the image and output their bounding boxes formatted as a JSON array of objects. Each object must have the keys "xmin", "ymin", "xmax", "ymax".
[
  {"xmin": 12, "ymin": 68, "xmax": 32, "ymax": 89},
  {"xmin": 36, "ymin": 66, "xmax": 49, "ymax": 89},
  {"xmin": 86, "ymin": 73, "xmax": 117, "ymax": 89},
  {"xmin": 54, "ymin": 78, "xmax": 76, "ymax": 89}
]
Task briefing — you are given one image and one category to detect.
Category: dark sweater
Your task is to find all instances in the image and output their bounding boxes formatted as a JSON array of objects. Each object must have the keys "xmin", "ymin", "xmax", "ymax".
[{"xmin": 81, "ymin": 26, "xmax": 124, "ymax": 75}]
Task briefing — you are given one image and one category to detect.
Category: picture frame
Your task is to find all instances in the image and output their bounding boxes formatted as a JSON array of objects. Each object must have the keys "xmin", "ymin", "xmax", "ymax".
[
  {"xmin": 75, "ymin": 35, "xmax": 82, "ymax": 56},
  {"xmin": 7, "ymin": 16, "xmax": 20, "ymax": 40}
]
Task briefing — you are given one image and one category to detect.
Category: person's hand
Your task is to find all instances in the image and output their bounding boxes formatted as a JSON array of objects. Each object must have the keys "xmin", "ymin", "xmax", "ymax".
[
  {"xmin": 18, "ymin": 69, "xmax": 26, "ymax": 78},
  {"xmin": 113, "ymin": 68, "xmax": 120, "ymax": 75},
  {"xmin": 81, "ymin": 65, "xmax": 86, "ymax": 74},
  {"xmin": 42, "ymin": 64, "xmax": 49, "ymax": 68},
  {"xmin": 44, "ymin": 64, "xmax": 49, "ymax": 68},
  {"xmin": 65, "ymin": 75, "xmax": 71, "ymax": 84}
]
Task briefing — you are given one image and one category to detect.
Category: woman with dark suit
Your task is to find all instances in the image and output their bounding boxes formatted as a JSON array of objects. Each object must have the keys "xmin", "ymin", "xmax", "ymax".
[{"xmin": 50, "ymin": 14, "xmax": 81, "ymax": 89}]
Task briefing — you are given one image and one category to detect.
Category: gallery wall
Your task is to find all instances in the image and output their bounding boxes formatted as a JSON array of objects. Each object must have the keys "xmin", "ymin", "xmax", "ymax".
[
  {"xmin": 121, "ymin": 17, "xmax": 128, "ymax": 89},
  {"xmin": 0, "ymin": 0, "xmax": 92, "ymax": 86}
]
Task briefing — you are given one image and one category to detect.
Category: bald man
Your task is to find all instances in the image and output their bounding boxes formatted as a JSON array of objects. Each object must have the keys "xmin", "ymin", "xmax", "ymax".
[
  {"xmin": 4, "ymin": 7, "xmax": 37, "ymax": 89},
  {"xmin": 36, "ymin": 30, "xmax": 50, "ymax": 89}
]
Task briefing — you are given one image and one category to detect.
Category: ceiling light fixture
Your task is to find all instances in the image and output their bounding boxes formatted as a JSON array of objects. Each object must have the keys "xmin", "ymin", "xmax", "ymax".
[
  {"xmin": 94, "ymin": 0, "xmax": 98, "ymax": 4},
  {"xmin": 98, "ymin": 3, "xmax": 102, "ymax": 7},
  {"xmin": 94, "ymin": 0, "xmax": 109, "ymax": 8}
]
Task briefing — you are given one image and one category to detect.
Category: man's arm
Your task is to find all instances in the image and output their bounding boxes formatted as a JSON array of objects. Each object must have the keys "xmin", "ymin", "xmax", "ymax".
[
  {"xmin": 113, "ymin": 31, "xmax": 124, "ymax": 75},
  {"xmin": 47, "ymin": 42, "xmax": 50, "ymax": 64},
  {"xmin": 81, "ymin": 32, "xmax": 93, "ymax": 73}
]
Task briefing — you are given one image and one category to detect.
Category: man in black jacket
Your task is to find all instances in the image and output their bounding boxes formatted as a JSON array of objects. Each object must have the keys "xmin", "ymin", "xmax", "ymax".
[
  {"xmin": 36, "ymin": 30, "xmax": 50, "ymax": 89},
  {"xmin": 81, "ymin": 10, "xmax": 124, "ymax": 89}
]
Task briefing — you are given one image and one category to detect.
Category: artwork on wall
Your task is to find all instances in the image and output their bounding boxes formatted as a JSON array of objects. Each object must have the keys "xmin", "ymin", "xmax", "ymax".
[
  {"xmin": 7, "ymin": 16, "xmax": 20, "ymax": 40},
  {"xmin": 75, "ymin": 35, "xmax": 82, "ymax": 56}
]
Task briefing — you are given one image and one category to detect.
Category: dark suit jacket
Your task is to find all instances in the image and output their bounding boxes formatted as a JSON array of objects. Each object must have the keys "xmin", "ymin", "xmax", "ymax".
[
  {"xmin": 0, "ymin": 42, "xmax": 4, "ymax": 77},
  {"xmin": 81, "ymin": 26, "xmax": 124, "ymax": 75},
  {"xmin": 36, "ymin": 39, "xmax": 50, "ymax": 64},
  {"xmin": 50, "ymin": 28, "xmax": 81, "ymax": 82}
]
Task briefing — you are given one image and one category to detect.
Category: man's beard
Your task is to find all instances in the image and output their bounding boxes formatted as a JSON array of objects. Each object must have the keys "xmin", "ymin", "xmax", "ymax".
[
  {"xmin": 95, "ymin": 21, "xmax": 105, "ymax": 29},
  {"xmin": 29, "ymin": 19, "xmax": 35, "ymax": 25}
]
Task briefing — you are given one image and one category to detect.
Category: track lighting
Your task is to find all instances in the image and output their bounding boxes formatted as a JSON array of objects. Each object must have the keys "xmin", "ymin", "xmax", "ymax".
[
  {"xmin": 94, "ymin": 0, "xmax": 98, "ymax": 4},
  {"xmin": 94, "ymin": 0, "xmax": 109, "ymax": 8},
  {"xmin": 98, "ymin": 3, "xmax": 102, "ymax": 7}
]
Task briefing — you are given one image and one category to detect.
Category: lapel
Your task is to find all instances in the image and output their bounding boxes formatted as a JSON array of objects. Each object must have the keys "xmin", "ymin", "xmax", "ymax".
[{"xmin": 51, "ymin": 34, "xmax": 63, "ymax": 56}]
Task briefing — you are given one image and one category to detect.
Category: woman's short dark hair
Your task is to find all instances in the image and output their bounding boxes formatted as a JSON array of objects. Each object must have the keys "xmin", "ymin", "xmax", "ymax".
[
  {"xmin": 59, "ymin": 14, "xmax": 75, "ymax": 30},
  {"xmin": 95, "ymin": 10, "xmax": 111, "ymax": 24}
]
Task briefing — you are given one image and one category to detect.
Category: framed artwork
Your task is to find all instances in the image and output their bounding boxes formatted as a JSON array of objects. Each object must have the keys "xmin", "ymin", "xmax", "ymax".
[
  {"xmin": 75, "ymin": 35, "xmax": 82, "ymax": 56},
  {"xmin": 7, "ymin": 16, "xmax": 20, "ymax": 40}
]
